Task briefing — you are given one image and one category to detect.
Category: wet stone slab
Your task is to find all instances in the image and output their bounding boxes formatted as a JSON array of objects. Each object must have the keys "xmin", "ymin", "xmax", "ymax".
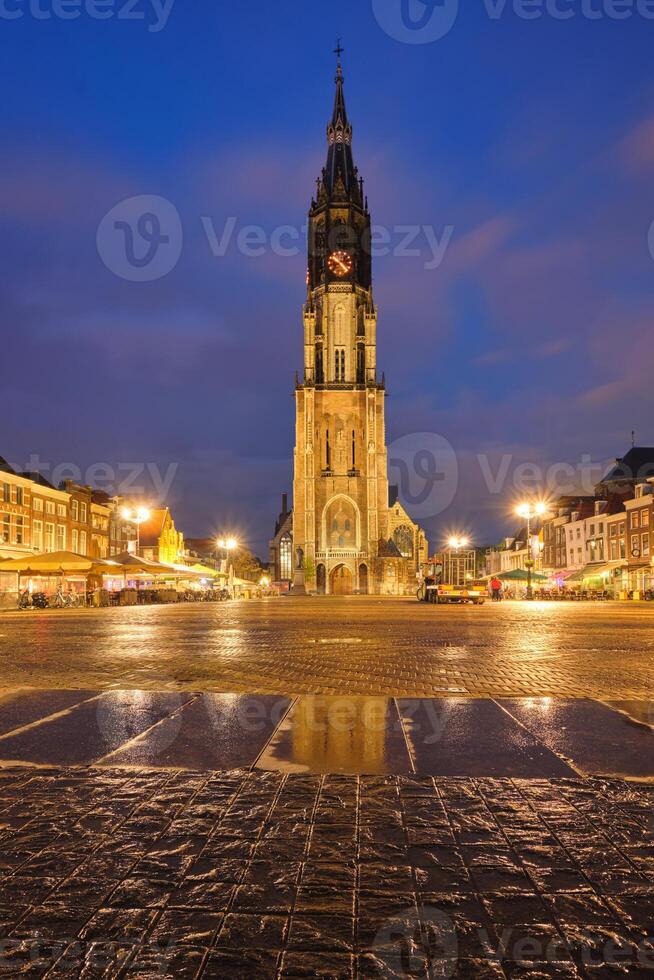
[
  {"xmin": 0, "ymin": 690, "xmax": 100, "ymax": 737},
  {"xmin": 101, "ymin": 694, "xmax": 291, "ymax": 770},
  {"xmin": 398, "ymin": 699, "xmax": 577, "ymax": 778},
  {"xmin": 0, "ymin": 691, "xmax": 194, "ymax": 766},
  {"xmin": 0, "ymin": 767, "xmax": 652, "ymax": 977},
  {"xmin": 500, "ymin": 698, "xmax": 654, "ymax": 779}
]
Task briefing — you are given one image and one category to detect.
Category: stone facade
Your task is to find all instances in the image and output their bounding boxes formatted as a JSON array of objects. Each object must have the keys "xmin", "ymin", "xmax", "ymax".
[
  {"xmin": 290, "ymin": 64, "xmax": 426, "ymax": 596},
  {"xmin": 139, "ymin": 507, "xmax": 184, "ymax": 564}
]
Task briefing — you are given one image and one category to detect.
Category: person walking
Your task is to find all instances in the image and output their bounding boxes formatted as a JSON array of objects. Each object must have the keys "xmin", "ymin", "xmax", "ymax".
[{"xmin": 490, "ymin": 577, "xmax": 503, "ymax": 602}]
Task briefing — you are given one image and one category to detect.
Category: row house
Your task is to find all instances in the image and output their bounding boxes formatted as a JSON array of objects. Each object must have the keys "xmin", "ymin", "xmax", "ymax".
[
  {"xmin": 60, "ymin": 482, "xmax": 113, "ymax": 558},
  {"xmin": 1, "ymin": 457, "xmax": 140, "ymax": 561},
  {"xmin": 139, "ymin": 508, "xmax": 184, "ymax": 564},
  {"xmin": 1, "ymin": 459, "xmax": 35, "ymax": 559},
  {"xmin": 27, "ymin": 473, "xmax": 70, "ymax": 554},
  {"xmin": 485, "ymin": 534, "xmax": 532, "ymax": 576},
  {"xmin": 623, "ymin": 482, "xmax": 653, "ymax": 592},
  {"xmin": 542, "ymin": 496, "xmax": 595, "ymax": 574}
]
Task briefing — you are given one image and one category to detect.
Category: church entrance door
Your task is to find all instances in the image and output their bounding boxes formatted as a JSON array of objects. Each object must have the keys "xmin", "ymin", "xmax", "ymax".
[{"xmin": 330, "ymin": 565, "xmax": 353, "ymax": 596}]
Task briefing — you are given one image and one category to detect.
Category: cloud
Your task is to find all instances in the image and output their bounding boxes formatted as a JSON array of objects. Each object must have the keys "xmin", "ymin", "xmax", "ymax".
[
  {"xmin": 616, "ymin": 115, "xmax": 654, "ymax": 174},
  {"xmin": 577, "ymin": 381, "xmax": 626, "ymax": 408}
]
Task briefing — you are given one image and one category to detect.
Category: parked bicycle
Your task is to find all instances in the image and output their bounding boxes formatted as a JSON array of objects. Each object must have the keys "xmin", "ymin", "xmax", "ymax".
[
  {"xmin": 17, "ymin": 589, "xmax": 32, "ymax": 610},
  {"xmin": 49, "ymin": 589, "xmax": 81, "ymax": 609}
]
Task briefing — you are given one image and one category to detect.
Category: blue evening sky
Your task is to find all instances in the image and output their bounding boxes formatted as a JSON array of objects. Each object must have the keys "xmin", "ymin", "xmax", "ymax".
[{"xmin": 1, "ymin": 0, "xmax": 653, "ymax": 554}]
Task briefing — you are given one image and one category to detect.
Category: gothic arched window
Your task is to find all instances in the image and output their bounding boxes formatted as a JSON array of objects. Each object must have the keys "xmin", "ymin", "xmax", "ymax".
[
  {"xmin": 280, "ymin": 534, "xmax": 292, "ymax": 581},
  {"xmin": 334, "ymin": 305, "xmax": 347, "ymax": 346},
  {"xmin": 393, "ymin": 525, "xmax": 414, "ymax": 559},
  {"xmin": 356, "ymin": 343, "xmax": 365, "ymax": 384}
]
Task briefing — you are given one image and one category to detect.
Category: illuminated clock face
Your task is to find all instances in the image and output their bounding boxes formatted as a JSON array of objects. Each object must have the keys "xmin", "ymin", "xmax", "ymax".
[{"xmin": 327, "ymin": 250, "xmax": 353, "ymax": 277}]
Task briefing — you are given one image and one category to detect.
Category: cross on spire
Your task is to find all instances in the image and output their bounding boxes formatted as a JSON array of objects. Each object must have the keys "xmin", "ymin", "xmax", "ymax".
[{"xmin": 334, "ymin": 38, "xmax": 344, "ymax": 62}]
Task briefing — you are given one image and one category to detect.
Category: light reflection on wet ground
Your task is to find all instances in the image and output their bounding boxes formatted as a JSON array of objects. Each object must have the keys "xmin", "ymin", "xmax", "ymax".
[
  {"xmin": 0, "ymin": 690, "xmax": 651, "ymax": 779},
  {"xmin": 1, "ymin": 598, "xmax": 654, "ymax": 699}
]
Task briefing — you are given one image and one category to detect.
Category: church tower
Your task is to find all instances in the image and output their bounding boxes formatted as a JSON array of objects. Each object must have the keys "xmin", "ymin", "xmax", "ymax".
[{"xmin": 292, "ymin": 55, "xmax": 393, "ymax": 595}]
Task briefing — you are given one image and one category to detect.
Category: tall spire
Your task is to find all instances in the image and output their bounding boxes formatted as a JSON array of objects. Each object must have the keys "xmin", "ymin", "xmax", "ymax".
[{"xmin": 324, "ymin": 42, "xmax": 356, "ymax": 197}]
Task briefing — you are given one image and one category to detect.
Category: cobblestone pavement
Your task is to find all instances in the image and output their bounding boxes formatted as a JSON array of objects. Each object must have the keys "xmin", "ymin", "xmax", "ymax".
[
  {"xmin": 1, "ymin": 767, "xmax": 653, "ymax": 978},
  {"xmin": 2, "ymin": 601, "xmax": 653, "ymax": 977},
  {"xmin": 1, "ymin": 599, "xmax": 654, "ymax": 699}
]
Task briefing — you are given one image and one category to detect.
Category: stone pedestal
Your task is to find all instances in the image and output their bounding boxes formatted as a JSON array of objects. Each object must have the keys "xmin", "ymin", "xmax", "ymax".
[{"xmin": 290, "ymin": 569, "xmax": 307, "ymax": 596}]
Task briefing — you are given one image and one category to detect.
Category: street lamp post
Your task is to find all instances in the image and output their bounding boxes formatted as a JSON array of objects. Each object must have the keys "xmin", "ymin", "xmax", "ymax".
[
  {"xmin": 121, "ymin": 506, "xmax": 151, "ymax": 557},
  {"xmin": 515, "ymin": 502, "xmax": 547, "ymax": 599},
  {"xmin": 216, "ymin": 537, "xmax": 239, "ymax": 590},
  {"xmin": 216, "ymin": 537, "xmax": 238, "ymax": 563}
]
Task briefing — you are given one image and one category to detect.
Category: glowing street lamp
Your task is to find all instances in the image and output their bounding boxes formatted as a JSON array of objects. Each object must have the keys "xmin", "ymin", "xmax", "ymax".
[
  {"xmin": 217, "ymin": 537, "xmax": 239, "ymax": 552},
  {"xmin": 448, "ymin": 535, "xmax": 470, "ymax": 551},
  {"xmin": 515, "ymin": 501, "xmax": 548, "ymax": 599},
  {"xmin": 259, "ymin": 575, "xmax": 270, "ymax": 589},
  {"xmin": 121, "ymin": 506, "xmax": 151, "ymax": 556},
  {"xmin": 216, "ymin": 537, "xmax": 239, "ymax": 578}
]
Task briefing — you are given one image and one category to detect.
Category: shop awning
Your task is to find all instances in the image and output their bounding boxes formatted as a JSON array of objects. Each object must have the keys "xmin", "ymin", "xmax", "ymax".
[
  {"xmin": 0, "ymin": 551, "xmax": 94, "ymax": 574},
  {"xmin": 185, "ymin": 563, "xmax": 226, "ymax": 578},
  {"xmin": 566, "ymin": 561, "xmax": 626, "ymax": 584},
  {"xmin": 496, "ymin": 569, "xmax": 548, "ymax": 582},
  {"xmin": 109, "ymin": 553, "xmax": 173, "ymax": 575}
]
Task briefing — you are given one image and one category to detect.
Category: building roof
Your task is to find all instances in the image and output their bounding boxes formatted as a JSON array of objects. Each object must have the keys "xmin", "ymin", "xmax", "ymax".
[
  {"xmin": 314, "ymin": 62, "xmax": 364, "ymax": 208},
  {"xmin": 20, "ymin": 471, "xmax": 57, "ymax": 490},
  {"xmin": 0, "ymin": 457, "xmax": 16, "ymax": 475},
  {"xmin": 599, "ymin": 447, "xmax": 654, "ymax": 485},
  {"xmin": 138, "ymin": 508, "xmax": 169, "ymax": 547}
]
